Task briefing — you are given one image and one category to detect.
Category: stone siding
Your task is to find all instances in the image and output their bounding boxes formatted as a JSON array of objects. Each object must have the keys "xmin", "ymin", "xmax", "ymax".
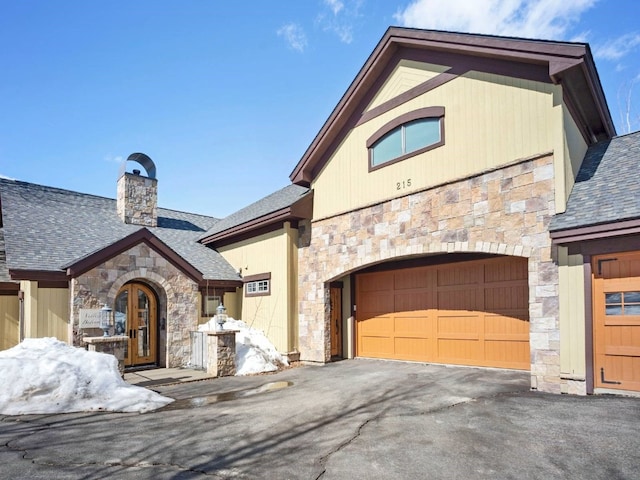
[
  {"xmin": 298, "ymin": 154, "xmax": 563, "ymax": 394},
  {"xmin": 71, "ymin": 243, "xmax": 199, "ymax": 367},
  {"xmin": 116, "ymin": 172, "xmax": 158, "ymax": 227}
]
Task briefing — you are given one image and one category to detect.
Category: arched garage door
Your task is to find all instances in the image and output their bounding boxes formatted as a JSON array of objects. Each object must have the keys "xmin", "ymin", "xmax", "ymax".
[{"xmin": 355, "ymin": 256, "xmax": 530, "ymax": 370}]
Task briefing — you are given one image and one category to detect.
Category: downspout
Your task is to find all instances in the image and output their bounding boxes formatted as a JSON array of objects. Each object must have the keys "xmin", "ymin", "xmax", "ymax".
[{"xmin": 18, "ymin": 290, "xmax": 24, "ymax": 342}]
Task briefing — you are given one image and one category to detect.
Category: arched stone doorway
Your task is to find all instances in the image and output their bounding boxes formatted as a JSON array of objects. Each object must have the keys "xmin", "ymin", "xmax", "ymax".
[{"xmin": 114, "ymin": 282, "xmax": 158, "ymax": 367}]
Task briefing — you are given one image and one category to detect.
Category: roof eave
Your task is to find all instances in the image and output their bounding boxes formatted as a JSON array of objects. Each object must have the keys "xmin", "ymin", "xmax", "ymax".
[
  {"xmin": 289, "ymin": 27, "xmax": 616, "ymax": 186},
  {"xmin": 65, "ymin": 228, "xmax": 204, "ymax": 282},
  {"xmin": 550, "ymin": 218, "xmax": 640, "ymax": 245},
  {"xmin": 201, "ymin": 191, "xmax": 314, "ymax": 246}
]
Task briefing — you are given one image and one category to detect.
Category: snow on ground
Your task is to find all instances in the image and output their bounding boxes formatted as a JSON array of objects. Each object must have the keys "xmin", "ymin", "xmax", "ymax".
[
  {"xmin": 199, "ymin": 317, "xmax": 289, "ymax": 376},
  {"xmin": 0, "ymin": 338, "xmax": 173, "ymax": 415}
]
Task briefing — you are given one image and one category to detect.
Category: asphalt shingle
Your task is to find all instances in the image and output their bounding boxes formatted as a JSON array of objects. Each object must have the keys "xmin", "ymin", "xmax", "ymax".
[
  {"xmin": 199, "ymin": 184, "xmax": 310, "ymax": 240},
  {"xmin": 0, "ymin": 179, "xmax": 240, "ymax": 281},
  {"xmin": 550, "ymin": 131, "xmax": 640, "ymax": 232}
]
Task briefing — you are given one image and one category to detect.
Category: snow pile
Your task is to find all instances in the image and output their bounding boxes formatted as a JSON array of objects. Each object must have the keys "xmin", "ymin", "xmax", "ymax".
[
  {"xmin": 0, "ymin": 338, "xmax": 173, "ymax": 415},
  {"xmin": 199, "ymin": 317, "xmax": 289, "ymax": 375}
]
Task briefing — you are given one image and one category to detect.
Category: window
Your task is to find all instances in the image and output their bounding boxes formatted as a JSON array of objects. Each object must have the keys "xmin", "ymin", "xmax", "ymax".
[
  {"xmin": 605, "ymin": 292, "xmax": 640, "ymax": 315},
  {"xmin": 201, "ymin": 294, "xmax": 221, "ymax": 317},
  {"xmin": 244, "ymin": 272, "xmax": 271, "ymax": 297},
  {"xmin": 367, "ymin": 106, "xmax": 444, "ymax": 171}
]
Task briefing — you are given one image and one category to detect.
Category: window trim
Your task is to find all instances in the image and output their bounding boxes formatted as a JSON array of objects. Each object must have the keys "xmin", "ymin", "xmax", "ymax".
[
  {"xmin": 244, "ymin": 272, "xmax": 271, "ymax": 298},
  {"xmin": 367, "ymin": 106, "xmax": 445, "ymax": 172}
]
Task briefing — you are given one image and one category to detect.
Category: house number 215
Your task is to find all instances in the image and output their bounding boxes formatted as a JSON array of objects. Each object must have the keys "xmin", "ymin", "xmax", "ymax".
[{"xmin": 396, "ymin": 178, "xmax": 412, "ymax": 190}]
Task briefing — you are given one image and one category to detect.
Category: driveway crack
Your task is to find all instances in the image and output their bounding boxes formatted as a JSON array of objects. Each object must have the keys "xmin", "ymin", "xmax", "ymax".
[{"xmin": 314, "ymin": 389, "xmax": 526, "ymax": 479}]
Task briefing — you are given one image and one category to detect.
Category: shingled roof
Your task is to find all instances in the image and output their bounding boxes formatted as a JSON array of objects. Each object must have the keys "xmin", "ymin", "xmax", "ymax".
[
  {"xmin": 0, "ymin": 179, "xmax": 241, "ymax": 282},
  {"xmin": 550, "ymin": 131, "xmax": 640, "ymax": 234},
  {"xmin": 199, "ymin": 184, "xmax": 310, "ymax": 244}
]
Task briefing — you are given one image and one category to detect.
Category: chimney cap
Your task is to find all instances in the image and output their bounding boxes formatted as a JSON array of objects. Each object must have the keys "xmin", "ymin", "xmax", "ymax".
[{"xmin": 119, "ymin": 153, "xmax": 157, "ymax": 179}]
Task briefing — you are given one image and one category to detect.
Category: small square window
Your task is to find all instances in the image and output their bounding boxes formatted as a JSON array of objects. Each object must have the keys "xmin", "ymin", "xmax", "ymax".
[
  {"xmin": 201, "ymin": 294, "xmax": 221, "ymax": 317},
  {"xmin": 244, "ymin": 273, "xmax": 271, "ymax": 297}
]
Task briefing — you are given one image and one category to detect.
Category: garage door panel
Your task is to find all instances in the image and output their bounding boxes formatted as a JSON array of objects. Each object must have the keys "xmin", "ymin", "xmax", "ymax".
[
  {"xmin": 394, "ymin": 314, "xmax": 430, "ymax": 336},
  {"xmin": 484, "ymin": 340, "xmax": 529, "ymax": 369},
  {"xmin": 359, "ymin": 335, "xmax": 393, "ymax": 358},
  {"xmin": 436, "ymin": 314, "xmax": 481, "ymax": 337},
  {"xmin": 394, "ymin": 337, "xmax": 431, "ymax": 360},
  {"xmin": 394, "ymin": 292, "xmax": 433, "ymax": 311},
  {"xmin": 484, "ymin": 285, "xmax": 528, "ymax": 310},
  {"xmin": 394, "ymin": 267, "xmax": 433, "ymax": 290},
  {"xmin": 437, "ymin": 289, "xmax": 481, "ymax": 310},
  {"xmin": 356, "ymin": 256, "xmax": 530, "ymax": 370},
  {"xmin": 485, "ymin": 314, "xmax": 529, "ymax": 336},
  {"xmin": 484, "ymin": 258, "xmax": 528, "ymax": 283},
  {"xmin": 437, "ymin": 339, "xmax": 482, "ymax": 364},
  {"xmin": 359, "ymin": 292, "xmax": 394, "ymax": 314},
  {"xmin": 437, "ymin": 265, "xmax": 482, "ymax": 287}
]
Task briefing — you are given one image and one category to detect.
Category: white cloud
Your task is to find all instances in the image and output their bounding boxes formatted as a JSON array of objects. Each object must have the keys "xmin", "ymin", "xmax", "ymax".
[
  {"xmin": 277, "ymin": 23, "xmax": 308, "ymax": 52},
  {"xmin": 594, "ymin": 33, "xmax": 640, "ymax": 61},
  {"xmin": 393, "ymin": 0, "xmax": 597, "ymax": 40},
  {"xmin": 104, "ymin": 154, "xmax": 124, "ymax": 164},
  {"xmin": 325, "ymin": 0, "xmax": 345, "ymax": 15},
  {"xmin": 317, "ymin": 0, "xmax": 361, "ymax": 44}
]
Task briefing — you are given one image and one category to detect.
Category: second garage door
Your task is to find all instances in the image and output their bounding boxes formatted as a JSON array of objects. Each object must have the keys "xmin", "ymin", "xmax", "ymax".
[{"xmin": 355, "ymin": 256, "xmax": 530, "ymax": 370}]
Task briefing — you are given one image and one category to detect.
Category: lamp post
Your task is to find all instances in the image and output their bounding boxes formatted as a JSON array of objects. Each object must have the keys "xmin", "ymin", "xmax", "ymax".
[
  {"xmin": 99, "ymin": 304, "xmax": 113, "ymax": 337},
  {"xmin": 216, "ymin": 303, "xmax": 227, "ymax": 330}
]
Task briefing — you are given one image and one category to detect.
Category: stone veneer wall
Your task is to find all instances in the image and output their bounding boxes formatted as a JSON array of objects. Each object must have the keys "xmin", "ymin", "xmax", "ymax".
[
  {"xmin": 70, "ymin": 243, "xmax": 199, "ymax": 367},
  {"xmin": 117, "ymin": 173, "xmax": 158, "ymax": 227},
  {"xmin": 298, "ymin": 154, "xmax": 565, "ymax": 394}
]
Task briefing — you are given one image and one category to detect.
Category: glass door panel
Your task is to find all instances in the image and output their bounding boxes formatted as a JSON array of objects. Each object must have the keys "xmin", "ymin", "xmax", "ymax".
[{"xmin": 115, "ymin": 283, "xmax": 157, "ymax": 367}]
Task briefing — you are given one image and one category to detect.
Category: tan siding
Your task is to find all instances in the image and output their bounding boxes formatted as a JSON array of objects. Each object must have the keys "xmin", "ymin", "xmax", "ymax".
[
  {"xmin": 37, "ymin": 288, "xmax": 70, "ymax": 342},
  {"xmin": 312, "ymin": 66, "xmax": 561, "ymax": 220},
  {"xmin": 561, "ymin": 106, "xmax": 589, "ymax": 213},
  {"xmin": 367, "ymin": 60, "xmax": 448, "ymax": 110},
  {"xmin": 558, "ymin": 247, "xmax": 586, "ymax": 378},
  {"xmin": 0, "ymin": 295, "xmax": 19, "ymax": 350},
  {"xmin": 20, "ymin": 281, "xmax": 70, "ymax": 342},
  {"xmin": 218, "ymin": 227, "xmax": 295, "ymax": 353}
]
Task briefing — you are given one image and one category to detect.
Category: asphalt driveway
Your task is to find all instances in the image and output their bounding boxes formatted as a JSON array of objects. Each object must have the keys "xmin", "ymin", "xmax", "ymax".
[{"xmin": 1, "ymin": 359, "xmax": 639, "ymax": 479}]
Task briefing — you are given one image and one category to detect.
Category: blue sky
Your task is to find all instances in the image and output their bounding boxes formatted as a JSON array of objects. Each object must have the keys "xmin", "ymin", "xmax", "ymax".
[{"xmin": 1, "ymin": 0, "xmax": 638, "ymax": 217}]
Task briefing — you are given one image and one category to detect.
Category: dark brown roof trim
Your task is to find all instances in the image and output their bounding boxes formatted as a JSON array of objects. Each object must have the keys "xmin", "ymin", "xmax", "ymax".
[
  {"xmin": 38, "ymin": 280, "xmax": 69, "ymax": 289},
  {"xmin": 289, "ymin": 27, "xmax": 615, "ymax": 186},
  {"xmin": 65, "ymin": 228, "xmax": 203, "ymax": 282},
  {"xmin": 0, "ymin": 282, "xmax": 19, "ymax": 295},
  {"xmin": 200, "ymin": 191, "xmax": 313, "ymax": 247},
  {"xmin": 198, "ymin": 279, "xmax": 242, "ymax": 289},
  {"xmin": 550, "ymin": 218, "xmax": 640, "ymax": 245},
  {"xmin": 9, "ymin": 270, "xmax": 68, "ymax": 281},
  {"xmin": 242, "ymin": 272, "xmax": 271, "ymax": 283}
]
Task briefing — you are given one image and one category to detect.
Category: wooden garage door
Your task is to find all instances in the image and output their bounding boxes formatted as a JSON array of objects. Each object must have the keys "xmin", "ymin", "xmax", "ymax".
[
  {"xmin": 593, "ymin": 252, "xmax": 640, "ymax": 392},
  {"xmin": 356, "ymin": 257, "xmax": 530, "ymax": 370}
]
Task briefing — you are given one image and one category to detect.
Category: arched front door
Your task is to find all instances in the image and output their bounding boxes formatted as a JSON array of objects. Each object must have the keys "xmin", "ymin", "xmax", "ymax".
[{"xmin": 114, "ymin": 282, "xmax": 157, "ymax": 367}]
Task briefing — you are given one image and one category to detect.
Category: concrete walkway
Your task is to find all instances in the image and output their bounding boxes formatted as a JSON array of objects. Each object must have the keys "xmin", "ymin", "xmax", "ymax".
[
  {"xmin": 2, "ymin": 359, "xmax": 640, "ymax": 479},
  {"xmin": 124, "ymin": 367, "xmax": 213, "ymax": 387}
]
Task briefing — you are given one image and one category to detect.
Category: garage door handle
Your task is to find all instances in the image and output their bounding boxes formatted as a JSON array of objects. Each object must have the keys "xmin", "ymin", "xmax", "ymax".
[{"xmin": 600, "ymin": 368, "xmax": 621, "ymax": 385}]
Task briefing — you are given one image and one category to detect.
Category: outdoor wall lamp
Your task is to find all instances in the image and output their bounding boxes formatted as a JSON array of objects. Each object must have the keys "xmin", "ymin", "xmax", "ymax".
[
  {"xmin": 216, "ymin": 303, "xmax": 227, "ymax": 330},
  {"xmin": 100, "ymin": 304, "xmax": 113, "ymax": 336}
]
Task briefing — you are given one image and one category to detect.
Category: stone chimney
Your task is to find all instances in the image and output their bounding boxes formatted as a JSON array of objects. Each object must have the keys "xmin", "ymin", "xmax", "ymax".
[{"xmin": 116, "ymin": 153, "xmax": 158, "ymax": 227}]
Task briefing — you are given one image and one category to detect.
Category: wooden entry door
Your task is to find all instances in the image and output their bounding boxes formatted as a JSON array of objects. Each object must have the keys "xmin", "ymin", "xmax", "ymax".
[
  {"xmin": 330, "ymin": 283, "xmax": 343, "ymax": 358},
  {"xmin": 593, "ymin": 253, "xmax": 640, "ymax": 391},
  {"xmin": 115, "ymin": 283, "xmax": 157, "ymax": 367}
]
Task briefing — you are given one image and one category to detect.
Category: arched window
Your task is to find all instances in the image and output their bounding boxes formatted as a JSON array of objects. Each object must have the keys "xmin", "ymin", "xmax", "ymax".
[{"xmin": 367, "ymin": 107, "xmax": 444, "ymax": 171}]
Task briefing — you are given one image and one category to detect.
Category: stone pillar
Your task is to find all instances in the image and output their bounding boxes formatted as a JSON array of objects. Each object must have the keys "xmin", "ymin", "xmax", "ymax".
[
  {"xmin": 206, "ymin": 330, "xmax": 238, "ymax": 377},
  {"xmin": 84, "ymin": 335, "xmax": 129, "ymax": 377}
]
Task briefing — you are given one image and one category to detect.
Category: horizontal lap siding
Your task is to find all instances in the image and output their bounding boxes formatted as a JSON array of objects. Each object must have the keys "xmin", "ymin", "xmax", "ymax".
[{"xmin": 356, "ymin": 257, "xmax": 530, "ymax": 370}]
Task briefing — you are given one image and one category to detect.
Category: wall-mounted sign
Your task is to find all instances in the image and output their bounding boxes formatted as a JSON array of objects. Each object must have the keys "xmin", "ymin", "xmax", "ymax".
[{"xmin": 79, "ymin": 309, "xmax": 102, "ymax": 328}]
